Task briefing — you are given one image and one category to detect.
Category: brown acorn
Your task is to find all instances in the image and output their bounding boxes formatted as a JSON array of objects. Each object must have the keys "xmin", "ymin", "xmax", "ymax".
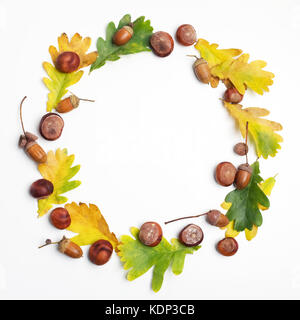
[
  {"xmin": 56, "ymin": 94, "xmax": 95, "ymax": 113},
  {"xmin": 18, "ymin": 97, "xmax": 47, "ymax": 164},
  {"xmin": 188, "ymin": 56, "xmax": 211, "ymax": 84},
  {"xmin": 25, "ymin": 141, "xmax": 47, "ymax": 163},
  {"xmin": 206, "ymin": 210, "xmax": 229, "ymax": 228},
  {"xmin": 113, "ymin": 25, "xmax": 133, "ymax": 46},
  {"xmin": 39, "ymin": 236, "xmax": 83, "ymax": 259},
  {"xmin": 235, "ymin": 163, "xmax": 253, "ymax": 190},
  {"xmin": 58, "ymin": 237, "xmax": 83, "ymax": 259}
]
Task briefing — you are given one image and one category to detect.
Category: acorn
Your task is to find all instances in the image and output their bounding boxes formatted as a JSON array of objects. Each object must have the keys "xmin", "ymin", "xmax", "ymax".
[
  {"xmin": 25, "ymin": 141, "xmax": 47, "ymax": 163},
  {"xmin": 113, "ymin": 25, "xmax": 134, "ymax": 46},
  {"xmin": 18, "ymin": 96, "xmax": 47, "ymax": 164},
  {"xmin": 56, "ymin": 93, "xmax": 95, "ymax": 113},
  {"xmin": 39, "ymin": 236, "xmax": 83, "ymax": 259},
  {"xmin": 235, "ymin": 163, "xmax": 253, "ymax": 190},
  {"xmin": 188, "ymin": 56, "xmax": 211, "ymax": 84}
]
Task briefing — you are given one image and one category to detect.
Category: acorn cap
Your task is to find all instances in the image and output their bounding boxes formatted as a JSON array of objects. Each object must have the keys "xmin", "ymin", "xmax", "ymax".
[
  {"xmin": 70, "ymin": 94, "xmax": 80, "ymax": 109},
  {"xmin": 58, "ymin": 236, "xmax": 69, "ymax": 254},
  {"xmin": 25, "ymin": 131, "xmax": 38, "ymax": 141},
  {"xmin": 123, "ymin": 25, "xmax": 134, "ymax": 35},
  {"xmin": 238, "ymin": 163, "xmax": 253, "ymax": 174},
  {"xmin": 193, "ymin": 57, "xmax": 208, "ymax": 67},
  {"xmin": 19, "ymin": 134, "xmax": 27, "ymax": 148}
]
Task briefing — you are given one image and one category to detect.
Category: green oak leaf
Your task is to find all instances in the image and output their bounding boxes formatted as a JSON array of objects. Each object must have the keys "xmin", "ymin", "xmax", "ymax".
[
  {"xmin": 225, "ymin": 161, "xmax": 270, "ymax": 231},
  {"xmin": 117, "ymin": 227, "xmax": 200, "ymax": 292},
  {"xmin": 90, "ymin": 14, "xmax": 153, "ymax": 72}
]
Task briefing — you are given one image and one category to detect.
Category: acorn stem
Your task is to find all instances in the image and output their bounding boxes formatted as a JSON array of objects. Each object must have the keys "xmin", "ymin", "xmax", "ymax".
[
  {"xmin": 79, "ymin": 98, "xmax": 95, "ymax": 103},
  {"xmin": 245, "ymin": 121, "xmax": 249, "ymax": 164},
  {"xmin": 164, "ymin": 211, "xmax": 210, "ymax": 225},
  {"xmin": 38, "ymin": 239, "xmax": 59, "ymax": 249},
  {"xmin": 20, "ymin": 96, "xmax": 27, "ymax": 137},
  {"xmin": 187, "ymin": 55, "xmax": 199, "ymax": 60},
  {"xmin": 69, "ymin": 91, "xmax": 95, "ymax": 103}
]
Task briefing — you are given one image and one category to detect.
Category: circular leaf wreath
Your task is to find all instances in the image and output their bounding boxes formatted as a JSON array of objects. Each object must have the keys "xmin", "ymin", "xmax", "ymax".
[{"xmin": 20, "ymin": 14, "xmax": 282, "ymax": 293}]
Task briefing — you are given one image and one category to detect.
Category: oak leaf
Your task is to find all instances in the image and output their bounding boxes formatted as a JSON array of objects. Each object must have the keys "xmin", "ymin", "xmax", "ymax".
[
  {"xmin": 49, "ymin": 33, "xmax": 97, "ymax": 70},
  {"xmin": 259, "ymin": 176, "xmax": 277, "ymax": 210},
  {"xmin": 37, "ymin": 149, "xmax": 81, "ymax": 217},
  {"xmin": 221, "ymin": 162, "xmax": 276, "ymax": 240},
  {"xmin": 194, "ymin": 38, "xmax": 242, "ymax": 68},
  {"xmin": 90, "ymin": 14, "xmax": 153, "ymax": 72},
  {"xmin": 212, "ymin": 54, "xmax": 274, "ymax": 95},
  {"xmin": 43, "ymin": 62, "xmax": 83, "ymax": 112},
  {"xmin": 224, "ymin": 101, "xmax": 283, "ymax": 159},
  {"xmin": 118, "ymin": 227, "xmax": 200, "ymax": 292},
  {"xmin": 223, "ymin": 161, "xmax": 269, "ymax": 231},
  {"xmin": 66, "ymin": 202, "xmax": 119, "ymax": 248}
]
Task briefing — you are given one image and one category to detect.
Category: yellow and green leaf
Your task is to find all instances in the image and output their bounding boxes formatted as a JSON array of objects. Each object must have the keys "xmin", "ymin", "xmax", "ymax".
[
  {"xmin": 194, "ymin": 38, "xmax": 242, "ymax": 68},
  {"xmin": 224, "ymin": 101, "xmax": 283, "ymax": 159},
  {"xmin": 212, "ymin": 53, "xmax": 274, "ymax": 95},
  {"xmin": 259, "ymin": 176, "xmax": 277, "ymax": 210},
  {"xmin": 221, "ymin": 163, "xmax": 276, "ymax": 241},
  {"xmin": 118, "ymin": 227, "xmax": 200, "ymax": 292},
  {"xmin": 66, "ymin": 202, "xmax": 119, "ymax": 248},
  {"xmin": 37, "ymin": 149, "xmax": 81, "ymax": 217},
  {"xmin": 49, "ymin": 33, "xmax": 97, "ymax": 70},
  {"xmin": 43, "ymin": 62, "xmax": 83, "ymax": 112}
]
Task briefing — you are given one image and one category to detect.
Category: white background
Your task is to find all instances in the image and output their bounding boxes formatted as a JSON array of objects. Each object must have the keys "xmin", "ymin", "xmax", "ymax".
[{"xmin": 0, "ymin": 0, "xmax": 299, "ymax": 300}]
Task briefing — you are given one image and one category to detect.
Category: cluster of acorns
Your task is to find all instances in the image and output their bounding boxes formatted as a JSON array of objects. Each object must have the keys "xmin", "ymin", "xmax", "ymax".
[
  {"xmin": 137, "ymin": 205, "xmax": 238, "ymax": 257},
  {"xmin": 18, "ymin": 96, "xmax": 113, "ymax": 265},
  {"xmin": 162, "ymin": 124, "xmax": 251, "ymax": 257}
]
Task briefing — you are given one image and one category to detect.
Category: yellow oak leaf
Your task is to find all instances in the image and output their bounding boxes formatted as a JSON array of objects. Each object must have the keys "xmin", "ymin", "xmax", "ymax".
[
  {"xmin": 37, "ymin": 149, "xmax": 81, "ymax": 217},
  {"xmin": 210, "ymin": 75, "xmax": 219, "ymax": 88},
  {"xmin": 66, "ymin": 202, "xmax": 119, "ymax": 248},
  {"xmin": 224, "ymin": 101, "xmax": 283, "ymax": 159},
  {"xmin": 245, "ymin": 226, "xmax": 258, "ymax": 241},
  {"xmin": 221, "ymin": 201, "xmax": 231, "ymax": 211},
  {"xmin": 221, "ymin": 219, "xmax": 258, "ymax": 240},
  {"xmin": 259, "ymin": 176, "xmax": 277, "ymax": 210},
  {"xmin": 43, "ymin": 62, "xmax": 83, "ymax": 112},
  {"xmin": 194, "ymin": 38, "xmax": 242, "ymax": 68},
  {"xmin": 220, "ymin": 220, "xmax": 240, "ymax": 238},
  {"xmin": 212, "ymin": 54, "xmax": 274, "ymax": 95},
  {"xmin": 49, "ymin": 33, "xmax": 98, "ymax": 70}
]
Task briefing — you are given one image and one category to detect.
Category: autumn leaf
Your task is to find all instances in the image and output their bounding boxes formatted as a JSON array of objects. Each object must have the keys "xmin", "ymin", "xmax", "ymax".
[
  {"xmin": 37, "ymin": 149, "xmax": 81, "ymax": 217},
  {"xmin": 221, "ymin": 161, "xmax": 277, "ymax": 241},
  {"xmin": 220, "ymin": 220, "xmax": 240, "ymax": 238},
  {"xmin": 224, "ymin": 161, "xmax": 269, "ymax": 231},
  {"xmin": 194, "ymin": 38, "xmax": 242, "ymax": 68},
  {"xmin": 224, "ymin": 101, "xmax": 283, "ymax": 159},
  {"xmin": 90, "ymin": 14, "xmax": 153, "ymax": 72},
  {"xmin": 65, "ymin": 202, "xmax": 119, "ymax": 248},
  {"xmin": 118, "ymin": 227, "xmax": 200, "ymax": 292},
  {"xmin": 259, "ymin": 176, "xmax": 277, "ymax": 210},
  {"xmin": 212, "ymin": 54, "xmax": 274, "ymax": 95},
  {"xmin": 49, "ymin": 33, "xmax": 97, "ymax": 70},
  {"xmin": 221, "ymin": 174, "xmax": 276, "ymax": 240},
  {"xmin": 43, "ymin": 62, "xmax": 83, "ymax": 112}
]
